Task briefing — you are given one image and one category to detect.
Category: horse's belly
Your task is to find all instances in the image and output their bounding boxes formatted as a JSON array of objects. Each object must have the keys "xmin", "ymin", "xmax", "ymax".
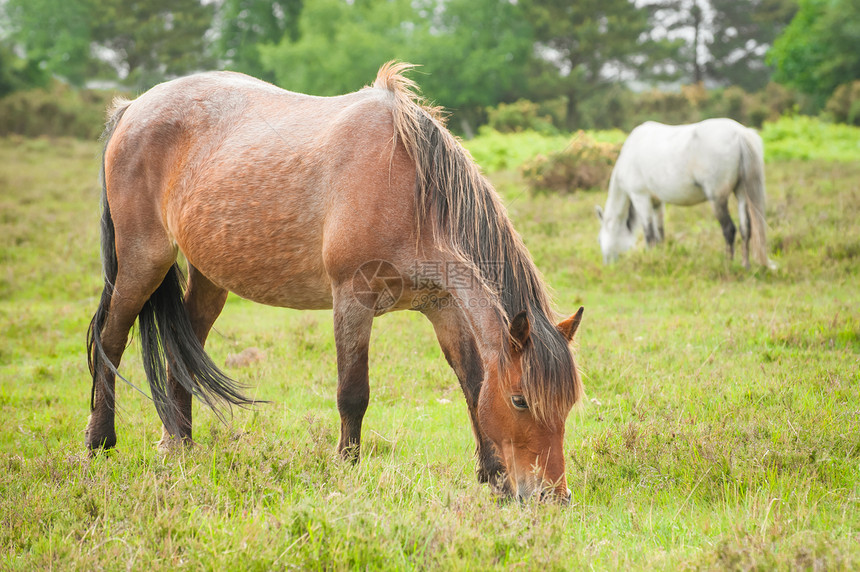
[
  {"xmin": 185, "ymin": 240, "xmax": 333, "ymax": 309},
  {"xmin": 169, "ymin": 191, "xmax": 335, "ymax": 310},
  {"xmin": 657, "ymin": 185, "xmax": 707, "ymax": 206},
  {"xmin": 641, "ymin": 177, "xmax": 706, "ymax": 206}
]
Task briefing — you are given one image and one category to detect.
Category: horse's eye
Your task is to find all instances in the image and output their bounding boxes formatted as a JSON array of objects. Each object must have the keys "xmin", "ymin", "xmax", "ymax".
[{"xmin": 511, "ymin": 395, "xmax": 528, "ymax": 410}]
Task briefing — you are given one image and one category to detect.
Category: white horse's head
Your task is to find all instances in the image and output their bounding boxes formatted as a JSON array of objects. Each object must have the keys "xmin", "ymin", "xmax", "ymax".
[{"xmin": 596, "ymin": 205, "xmax": 636, "ymax": 264}]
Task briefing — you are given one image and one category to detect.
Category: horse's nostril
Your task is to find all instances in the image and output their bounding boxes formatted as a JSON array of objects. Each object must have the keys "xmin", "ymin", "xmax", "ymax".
[
  {"xmin": 562, "ymin": 489, "xmax": 572, "ymax": 505},
  {"xmin": 537, "ymin": 488, "xmax": 572, "ymax": 505}
]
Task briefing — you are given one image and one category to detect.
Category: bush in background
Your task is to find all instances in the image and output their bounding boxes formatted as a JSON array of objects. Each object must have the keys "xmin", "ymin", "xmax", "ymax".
[
  {"xmin": 825, "ymin": 81, "xmax": 860, "ymax": 126},
  {"xmin": 486, "ymin": 99, "xmax": 558, "ymax": 134},
  {"xmin": 0, "ymin": 81, "xmax": 122, "ymax": 140},
  {"xmin": 489, "ymin": 82, "xmax": 812, "ymax": 134},
  {"xmin": 520, "ymin": 131, "xmax": 621, "ymax": 193}
]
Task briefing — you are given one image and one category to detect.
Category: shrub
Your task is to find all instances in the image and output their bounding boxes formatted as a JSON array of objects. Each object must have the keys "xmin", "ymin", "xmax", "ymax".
[
  {"xmin": 486, "ymin": 99, "xmax": 558, "ymax": 134},
  {"xmin": 0, "ymin": 81, "xmax": 123, "ymax": 139},
  {"xmin": 825, "ymin": 81, "xmax": 860, "ymax": 125},
  {"xmin": 520, "ymin": 131, "xmax": 621, "ymax": 193}
]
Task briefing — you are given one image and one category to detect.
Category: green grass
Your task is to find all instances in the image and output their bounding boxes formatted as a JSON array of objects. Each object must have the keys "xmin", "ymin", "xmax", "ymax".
[{"xmin": 1, "ymin": 135, "xmax": 859, "ymax": 569}]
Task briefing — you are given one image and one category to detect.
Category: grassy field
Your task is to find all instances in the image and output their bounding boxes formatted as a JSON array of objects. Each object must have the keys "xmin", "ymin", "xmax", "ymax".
[{"xmin": 1, "ymin": 133, "xmax": 858, "ymax": 570}]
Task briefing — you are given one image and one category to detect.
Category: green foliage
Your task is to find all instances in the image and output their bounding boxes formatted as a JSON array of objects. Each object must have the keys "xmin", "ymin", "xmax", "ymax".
[
  {"xmin": 1, "ymin": 138, "xmax": 859, "ymax": 569},
  {"xmin": 0, "ymin": 41, "xmax": 47, "ymax": 96},
  {"xmin": 706, "ymin": 0, "xmax": 797, "ymax": 90},
  {"xmin": 2, "ymin": 0, "xmax": 92, "ymax": 87},
  {"xmin": 644, "ymin": 0, "xmax": 796, "ymax": 90},
  {"xmin": 760, "ymin": 115, "xmax": 860, "ymax": 161},
  {"xmin": 465, "ymin": 129, "xmax": 570, "ymax": 172},
  {"xmin": 768, "ymin": 0, "xmax": 860, "ymax": 107},
  {"xmin": 520, "ymin": 131, "xmax": 621, "ymax": 193},
  {"xmin": 91, "ymin": 0, "xmax": 216, "ymax": 90},
  {"xmin": 465, "ymin": 116, "xmax": 857, "ymax": 179},
  {"xmin": 259, "ymin": 0, "xmax": 416, "ymax": 96},
  {"xmin": 217, "ymin": 0, "xmax": 303, "ymax": 82},
  {"xmin": 259, "ymin": 0, "xmax": 533, "ymax": 131},
  {"xmin": 520, "ymin": 0, "xmax": 671, "ymax": 129},
  {"xmin": 1, "ymin": 0, "xmax": 216, "ymax": 90},
  {"xmin": 407, "ymin": 0, "xmax": 534, "ymax": 125},
  {"xmin": 464, "ymin": 128, "xmax": 625, "ymax": 173}
]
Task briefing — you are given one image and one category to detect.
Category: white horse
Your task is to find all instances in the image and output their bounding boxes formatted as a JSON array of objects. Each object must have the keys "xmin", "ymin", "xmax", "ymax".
[{"xmin": 596, "ymin": 118, "xmax": 771, "ymax": 268}]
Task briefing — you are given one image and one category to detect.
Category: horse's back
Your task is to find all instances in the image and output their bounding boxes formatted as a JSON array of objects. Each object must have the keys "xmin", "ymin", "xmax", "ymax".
[
  {"xmin": 104, "ymin": 72, "xmax": 418, "ymax": 309},
  {"xmin": 614, "ymin": 118, "xmax": 751, "ymax": 204}
]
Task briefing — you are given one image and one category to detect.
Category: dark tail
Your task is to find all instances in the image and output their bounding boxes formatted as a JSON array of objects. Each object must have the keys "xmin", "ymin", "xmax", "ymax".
[
  {"xmin": 137, "ymin": 264, "xmax": 256, "ymax": 436},
  {"xmin": 737, "ymin": 129, "xmax": 771, "ymax": 267},
  {"xmin": 87, "ymin": 100, "xmax": 254, "ymax": 436}
]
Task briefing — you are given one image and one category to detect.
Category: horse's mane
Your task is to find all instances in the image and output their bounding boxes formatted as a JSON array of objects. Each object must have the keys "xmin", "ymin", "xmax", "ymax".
[{"xmin": 373, "ymin": 62, "xmax": 582, "ymax": 425}]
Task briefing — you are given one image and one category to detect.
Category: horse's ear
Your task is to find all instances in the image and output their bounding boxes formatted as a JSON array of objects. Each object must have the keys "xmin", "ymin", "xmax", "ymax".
[
  {"xmin": 595, "ymin": 206, "xmax": 603, "ymax": 221},
  {"xmin": 557, "ymin": 306, "xmax": 584, "ymax": 342},
  {"xmin": 509, "ymin": 311, "xmax": 530, "ymax": 351}
]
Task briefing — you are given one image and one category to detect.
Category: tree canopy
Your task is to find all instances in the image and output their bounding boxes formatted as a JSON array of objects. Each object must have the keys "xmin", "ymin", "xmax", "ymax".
[
  {"xmin": 1, "ymin": 0, "xmax": 855, "ymax": 129},
  {"xmin": 768, "ymin": 0, "xmax": 860, "ymax": 104}
]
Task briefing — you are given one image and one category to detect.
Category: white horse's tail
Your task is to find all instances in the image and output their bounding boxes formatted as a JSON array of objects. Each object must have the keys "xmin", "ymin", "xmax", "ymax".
[{"xmin": 737, "ymin": 130, "xmax": 770, "ymax": 267}]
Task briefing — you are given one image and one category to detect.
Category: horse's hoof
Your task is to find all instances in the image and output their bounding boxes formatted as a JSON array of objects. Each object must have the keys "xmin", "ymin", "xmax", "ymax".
[
  {"xmin": 84, "ymin": 419, "xmax": 117, "ymax": 453},
  {"xmin": 157, "ymin": 435, "xmax": 196, "ymax": 453}
]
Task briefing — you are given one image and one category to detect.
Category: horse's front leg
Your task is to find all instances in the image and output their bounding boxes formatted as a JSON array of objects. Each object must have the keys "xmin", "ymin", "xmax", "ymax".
[
  {"xmin": 332, "ymin": 289, "xmax": 375, "ymax": 462},
  {"xmin": 425, "ymin": 305, "xmax": 507, "ymax": 490}
]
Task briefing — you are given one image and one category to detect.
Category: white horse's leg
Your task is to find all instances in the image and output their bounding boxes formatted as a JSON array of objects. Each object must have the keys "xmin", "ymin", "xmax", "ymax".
[
  {"xmin": 653, "ymin": 200, "xmax": 665, "ymax": 243},
  {"xmin": 630, "ymin": 194, "xmax": 658, "ymax": 247},
  {"xmin": 711, "ymin": 197, "xmax": 737, "ymax": 261},
  {"xmin": 736, "ymin": 192, "xmax": 751, "ymax": 268}
]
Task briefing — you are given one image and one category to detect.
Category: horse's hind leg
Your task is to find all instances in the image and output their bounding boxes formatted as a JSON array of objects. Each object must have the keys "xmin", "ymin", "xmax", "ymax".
[
  {"xmin": 86, "ymin": 260, "xmax": 174, "ymax": 451},
  {"xmin": 425, "ymin": 305, "xmax": 506, "ymax": 488},
  {"xmin": 332, "ymin": 286, "xmax": 375, "ymax": 462},
  {"xmin": 736, "ymin": 192, "xmax": 751, "ymax": 269},
  {"xmin": 711, "ymin": 198, "xmax": 737, "ymax": 261},
  {"xmin": 158, "ymin": 264, "xmax": 228, "ymax": 450}
]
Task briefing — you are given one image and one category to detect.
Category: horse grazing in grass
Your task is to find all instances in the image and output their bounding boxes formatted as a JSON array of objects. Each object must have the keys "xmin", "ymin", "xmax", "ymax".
[
  {"xmin": 86, "ymin": 62, "xmax": 584, "ymax": 501},
  {"xmin": 596, "ymin": 118, "xmax": 772, "ymax": 268}
]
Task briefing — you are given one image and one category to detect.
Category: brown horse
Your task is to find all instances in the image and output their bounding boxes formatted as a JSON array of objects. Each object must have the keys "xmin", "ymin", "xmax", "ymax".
[{"xmin": 86, "ymin": 62, "xmax": 584, "ymax": 501}]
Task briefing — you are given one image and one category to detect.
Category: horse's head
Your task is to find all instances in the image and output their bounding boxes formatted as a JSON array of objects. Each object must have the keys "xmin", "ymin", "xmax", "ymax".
[
  {"xmin": 596, "ymin": 205, "xmax": 636, "ymax": 263},
  {"xmin": 478, "ymin": 308, "xmax": 583, "ymax": 503}
]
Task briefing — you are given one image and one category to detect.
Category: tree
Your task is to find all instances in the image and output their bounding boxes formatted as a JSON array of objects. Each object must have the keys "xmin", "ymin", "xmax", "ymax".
[
  {"xmin": 768, "ymin": 0, "xmax": 860, "ymax": 106},
  {"xmin": 2, "ymin": 0, "xmax": 93, "ymax": 86},
  {"xmin": 3, "ymin": 0, "xmax": 217, "ymax": 90},
  {"xmin": 259, "ymin": 0, "xmax": 532, "ymax": 133},
  {"xmin": 216, "ymin": 0, "xmax": 303, "ymax": 82},
  {"xmin": 91, "ymin": 0, "xmax": 217, "ymax": 90},
  {"xmin": 0, "ymin": 40, "xmax": 48, "ymax": 96},
  {"xmin": 259, "ymin": 0, "xmax": 417, "ymax": 97},
  {"xmin": 647, "ymin": 0, "xmax": 706, "ymax": 83},
  {"xmin": 520, "ymin": 0, "xmax": 670, "ymax": 129},
  {"xmin": 648, "ymin": 0, "xmax": 796, "ymax": 90},
  {"xmin": 409, "ymin": 0, "xmax": 535, "ymax": 133},
  {"xmin": 707, "ymin": 0, "xmax": 796, "ymax": 90}
]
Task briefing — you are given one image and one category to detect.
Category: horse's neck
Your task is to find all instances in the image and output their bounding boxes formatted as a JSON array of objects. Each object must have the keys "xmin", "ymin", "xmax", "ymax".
[{"xmin": 604, "ymin": 174, "xmax": 630, "ymax": 223}]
